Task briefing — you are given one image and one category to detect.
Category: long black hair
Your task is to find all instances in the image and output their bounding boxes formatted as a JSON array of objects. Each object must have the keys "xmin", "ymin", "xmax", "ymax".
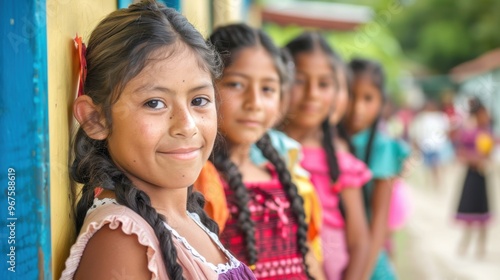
[
  {"xmin": 71, "ymin": 1, "xmax": 221, "ymax": 279},
  {"xmin": 284, "ymin": 32, "xmax": 343, "ymax": 185},
  {"xmin": 348, "ymin": 58, "xmax": 386, "ymax": 205},
  {"xmin": 208, "ymin": 24, "xmax": 313, "ymax": 279}
]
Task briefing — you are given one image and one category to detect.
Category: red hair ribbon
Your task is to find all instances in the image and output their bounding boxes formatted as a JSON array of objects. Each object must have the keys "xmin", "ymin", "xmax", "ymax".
[{"xmin": 74, "ymin": 34, "xmax": 87, "ymax": 97}]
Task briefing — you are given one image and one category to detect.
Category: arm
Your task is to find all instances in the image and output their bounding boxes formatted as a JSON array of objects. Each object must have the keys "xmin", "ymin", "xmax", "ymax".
[
  {"xmin": 342, "ymin": 188, "xmax": 370, "ymax": 280},
  {"xmin": 362, "ymin": 179, "xmax": 393, "ymax": 279},
  {"xmin": 74, "ymin": 224, "xmax": 151, "ymax": 280},
  {"xmin": 305, "ymin": 241, "xmax": 327, "ymax": 280}
]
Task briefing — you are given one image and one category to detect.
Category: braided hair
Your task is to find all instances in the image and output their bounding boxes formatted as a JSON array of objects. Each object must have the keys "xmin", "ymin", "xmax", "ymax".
[
  {"xmin": 348, "ymin": 58, "xmax": 386, "ymax": 205},
  {"xmin": 208, "ymin": 24, "xmax": 313, "ymax": 279},
  {"xmin": 285, "ymin": 32, "xmax": 343, "ymax": 185},
  {"xmin": 211, "ymin": 134, "xmax": 313, "ymax": 279},
  {"xmin": 71, "ymin": 1, "xmax": 220, "ymax": 279}
]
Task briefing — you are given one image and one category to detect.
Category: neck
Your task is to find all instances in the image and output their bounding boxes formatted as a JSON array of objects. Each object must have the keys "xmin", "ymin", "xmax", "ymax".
[
  {"xmin": 228, "ymin": 143, "xmax": 253, "ymax": 166},
  {"xmin": 283, "ymin": 125, "xmax": 322, "ymax": 147},
  {"xmin": 132, "ymin": 182, "xmax": 190, "ymax": 223}
]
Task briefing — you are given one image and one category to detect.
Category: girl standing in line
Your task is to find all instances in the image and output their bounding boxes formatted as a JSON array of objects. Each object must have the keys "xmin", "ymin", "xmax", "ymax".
[
  {"xmin": 282, "ymin": 32, "xmax": 370, "ymax": 280},
  {"xmin": 345, "ymin": 58, "xmax": 410, "ymax": 280},
  {"xmin": 207, "ymin": 24, "xmax": 321, "ymax": 280},
  {"xmin": 456, "ymin": 98, "xmax": 493, "ymax": 257},
  {"xmin": 61, "ymin": 1, "xmax": 255, "ymax": 279}
]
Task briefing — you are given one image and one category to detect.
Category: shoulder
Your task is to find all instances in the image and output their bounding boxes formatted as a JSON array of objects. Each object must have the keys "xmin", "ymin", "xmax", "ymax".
[
  {"xmin": 368, "ymin": 132, "xmax": 410, "ymax": 178},
  {"xmin": 61, "ymin": 203, "xmax": 167, "ymax": 280},
  {"xmin": 74, "ymin": 224, "xmax": 151, "ymax": 279}
]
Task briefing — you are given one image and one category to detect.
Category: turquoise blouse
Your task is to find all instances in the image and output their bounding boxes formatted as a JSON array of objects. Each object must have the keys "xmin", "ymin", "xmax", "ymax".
[{"xmin": 351, "ymin": 128, "xmax": 410, "ymax": 180}]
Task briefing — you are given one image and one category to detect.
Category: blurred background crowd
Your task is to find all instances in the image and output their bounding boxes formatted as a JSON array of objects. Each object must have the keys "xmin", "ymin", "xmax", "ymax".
[{"xmin": 227, "ymin": 0, "xmax": 500, "ymax": 278}]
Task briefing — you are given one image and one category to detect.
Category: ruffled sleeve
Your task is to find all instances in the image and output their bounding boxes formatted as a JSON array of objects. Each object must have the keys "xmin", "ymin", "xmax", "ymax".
[
  {"xmin": 60, "ymin": 203, "xmax": 167, "ymax": 280},
  {"xmin": 352, "ymin": 130, "xmax": 410, "ymax": 179},
  {"xmin": 334, "ymin": 151, "xmax": 372, "ymax": 191}
]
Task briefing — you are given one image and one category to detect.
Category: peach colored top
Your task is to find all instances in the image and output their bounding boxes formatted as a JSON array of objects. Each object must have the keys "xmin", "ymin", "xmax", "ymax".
[{"xmin": 61, "ymin": 198, "xmax": 253, "ymax": 279}]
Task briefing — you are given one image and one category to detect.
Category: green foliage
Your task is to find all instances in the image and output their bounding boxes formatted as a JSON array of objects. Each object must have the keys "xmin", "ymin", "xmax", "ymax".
[
  {"xmin": 389, "ymin": 0, "xmax": 500, "ymax": 73},
  {"xmin": 263, "ymin": 20, "xmax": 407, "ymax": 103}
]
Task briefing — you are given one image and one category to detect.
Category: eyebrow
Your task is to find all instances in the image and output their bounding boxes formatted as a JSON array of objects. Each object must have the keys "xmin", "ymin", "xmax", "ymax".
[
  {"xmin": 133, "ymin": 82, "xmax": 213, "ymax": 95},
  {"xmin": 224, "ymin": 71, "xmax": 279, "ymax": 83}
]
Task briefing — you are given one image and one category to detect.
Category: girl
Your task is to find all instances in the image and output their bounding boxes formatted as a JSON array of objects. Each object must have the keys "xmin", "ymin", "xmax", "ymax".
[
  {"xmin": 456, "ymin": 98, "xmax": 493, "ymax": 257},
  {"xmin": 345, "ymin": 58, "xmax": 410, "ymax": 279},
  {"xmin": 282, "ymin": 32, "xmax": 370, "ymax": 280},
  {"xmin": 61, "ymin": 1, "xmax": 255, "ymax": 279},
  {"xmin": 207, "ymin": 24, "xmax": 319, "ymax": 280}
]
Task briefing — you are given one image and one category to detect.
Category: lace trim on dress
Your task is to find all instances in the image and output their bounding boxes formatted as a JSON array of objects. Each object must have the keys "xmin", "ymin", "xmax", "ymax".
[
  {"xmin": 87, "ymin": 197, "xmax": 118, "ymax": 215},
  {"xmin": 163, "ymin": 212, "xmax": 241, "ymax": 274}
]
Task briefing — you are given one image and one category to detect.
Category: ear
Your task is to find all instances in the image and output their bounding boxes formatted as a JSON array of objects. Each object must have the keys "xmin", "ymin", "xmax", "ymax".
[{"xmin": 73, "ymin": 95, "xmax": 109, "ymax": 140}]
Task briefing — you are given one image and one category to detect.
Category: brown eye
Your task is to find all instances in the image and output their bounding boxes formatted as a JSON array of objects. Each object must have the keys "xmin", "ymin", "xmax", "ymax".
[
  {"xmin": 145, "ymin": 100, "xmax": 166, "ymax": 109},
  {"xmin": 192, "ymin": 97, "xmax": 209, "ymax": 107}
]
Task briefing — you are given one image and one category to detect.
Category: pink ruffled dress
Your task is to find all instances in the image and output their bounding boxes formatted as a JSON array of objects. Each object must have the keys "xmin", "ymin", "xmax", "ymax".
[
  {"xmin": 61, "ymin": 198, "xmax": 255, "ymax": 279},
  {"xmin": 301, "ymin": 148, "xmax": 371, "ymax": 280}
]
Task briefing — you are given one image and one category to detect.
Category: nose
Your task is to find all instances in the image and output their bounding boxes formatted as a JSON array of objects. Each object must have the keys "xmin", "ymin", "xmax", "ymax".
[
  {"xmin": 169, "ymin": 105, "xmax": 197, "ymax": 138},
  {"xmin": 243, "ymin": 84, "xmax": 262, "ymax": 111},
  {"xmin": 306, "ymin": 81, "xmax": 320, "ymax": 99}
]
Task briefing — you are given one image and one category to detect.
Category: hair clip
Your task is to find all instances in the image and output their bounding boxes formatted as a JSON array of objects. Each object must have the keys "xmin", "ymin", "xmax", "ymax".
[{"xmin": 74, "ymin": 34, "xmax": 87, "ymax": 97}]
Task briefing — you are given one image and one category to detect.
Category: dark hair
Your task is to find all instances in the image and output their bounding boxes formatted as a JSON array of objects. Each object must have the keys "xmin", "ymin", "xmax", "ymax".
[
  {"xmin": 211, "ymin": 134, "xmax": 313, "ymax": 279},
  {"xmin": 208, "ymin": 24, "xmax": 313, "ymax": 279},
  {"xmin": 285, "ymin": 32, "xmax": 342, "ymax": 184},
  {"xmin": 71, "ymin": 1, "xmax": 220, "ymax": 279},
  {"xmin": 348, "ymin": 58, "xmax": 386, "ymax": 206},
  {"xmin": 348, "ymin": 58, "xmax": 386, "ymax": 165},
  {"xmin": 208, "ymin": 23, "xmax": 291, "ymax": 93}
]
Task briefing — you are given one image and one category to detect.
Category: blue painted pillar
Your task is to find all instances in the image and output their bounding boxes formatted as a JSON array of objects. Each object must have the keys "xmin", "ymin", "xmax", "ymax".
[{"xmin": 0, "ymin": 0, "xmax": 51, "ymax": 279}]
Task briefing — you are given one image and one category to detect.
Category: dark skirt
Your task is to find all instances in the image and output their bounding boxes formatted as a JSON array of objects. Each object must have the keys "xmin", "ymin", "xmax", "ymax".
[{"xmin": 456, "ymin": 167, "xmax": 490, "ymax": 223}]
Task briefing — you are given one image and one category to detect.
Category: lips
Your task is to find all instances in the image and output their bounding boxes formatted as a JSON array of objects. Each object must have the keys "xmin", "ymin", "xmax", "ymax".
[
  {"xmin": 159, "ymin": 147, "xmax": 201, "ymax": 160},
  {"xmin": 237, "ymin": 119, "xmax": 261, "ymax": 127},
  {"xmin": 299, "ymin": 103, "xmax": 321, "ymax": 113}
]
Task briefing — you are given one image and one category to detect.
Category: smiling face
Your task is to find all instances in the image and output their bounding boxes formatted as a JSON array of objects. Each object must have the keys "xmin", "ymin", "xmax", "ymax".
[
  {"xmin": 216, "ymin": 46, "xmax": 281, "ymax": 146},
  {"xmin": 346, "ymin": 76, "xmax": 383, "ymax": 133},
  {"xmin": 106, "ymin": 45, "xmax": 217, "ymax": 191},
  {"xmin": 285, "ymin": 50, "xmax": 337, "ymax": 130}
]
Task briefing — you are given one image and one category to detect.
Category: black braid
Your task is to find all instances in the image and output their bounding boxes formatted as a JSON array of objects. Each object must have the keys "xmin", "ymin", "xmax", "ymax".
[
  {"xmin": 114, "ymin": 175, "xmax": 185, "ymax": 280},
  {"xmin": 255, "ymin": 133, "xmax": 314, "ymax": 280},
  {"xmin": 348, "ymin": 58, "xmax": 386, "ymax": 210},
  {"xmin": 361, "ymin": 119, "xmax": 380, "ymax": 207},
  {"xmin": 210, "ymin": 148, "xmax": 258, "ymax": 266},
  {"xmin": 71, "ymin": 131, "xmax": 187, "ymax": 279},
  {"xmin": 321, "ymin": 118, "xmax": 340, "ymax": 183},
  {"xmin": 187, "ymin": 187, "xmax": 220, "ymax": 235},
  {"xmin": 337, "ymin": 123, "xmax": 355, "ymax": 154}
]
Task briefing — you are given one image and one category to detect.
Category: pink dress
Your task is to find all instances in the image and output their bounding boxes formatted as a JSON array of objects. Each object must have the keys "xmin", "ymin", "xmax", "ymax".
[{"xmin": 301, "ymin": 148, "xmax": 371, "ymax": 280}]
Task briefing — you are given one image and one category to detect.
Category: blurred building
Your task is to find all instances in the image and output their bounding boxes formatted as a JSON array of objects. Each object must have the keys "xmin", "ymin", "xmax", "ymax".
[
  {"xmin": 450, "ymin": 48, "xmax": 500, "ymax": 137},
  {"xmin": 262, "ymin": 1, "xmax": 372, "ymax": 31}
]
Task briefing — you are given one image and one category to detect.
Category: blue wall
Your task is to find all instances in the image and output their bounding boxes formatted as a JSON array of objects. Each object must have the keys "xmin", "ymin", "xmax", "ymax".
[{"xmin": 0, "ymin": 0, "xmax": 51, "ymax": 279}]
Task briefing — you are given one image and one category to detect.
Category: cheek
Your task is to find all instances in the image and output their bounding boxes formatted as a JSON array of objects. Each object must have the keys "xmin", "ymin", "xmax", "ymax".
[
  {"xmin": 321, "ymin": 90, "xmax": 336, "ymax": 112},
  {"xmin": 263, "ymin": 96, "xmax": 281, "ymax": 127},
  {"xmin": 198, "ymin": 109, "xmax": 218, "ymax": 143},
  {"xmin": 289, "ymin": 86, "xmax": 304, "ymax": 108},
  {"xmin": 336, "ymin": 93, "xmax": 348, "ymax": 116}
]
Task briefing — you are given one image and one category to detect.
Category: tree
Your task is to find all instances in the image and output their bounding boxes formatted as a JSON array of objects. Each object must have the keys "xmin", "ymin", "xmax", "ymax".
[{"xmin": 388, "ymin": 0, "xmax": 500, "ymax": 73}]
